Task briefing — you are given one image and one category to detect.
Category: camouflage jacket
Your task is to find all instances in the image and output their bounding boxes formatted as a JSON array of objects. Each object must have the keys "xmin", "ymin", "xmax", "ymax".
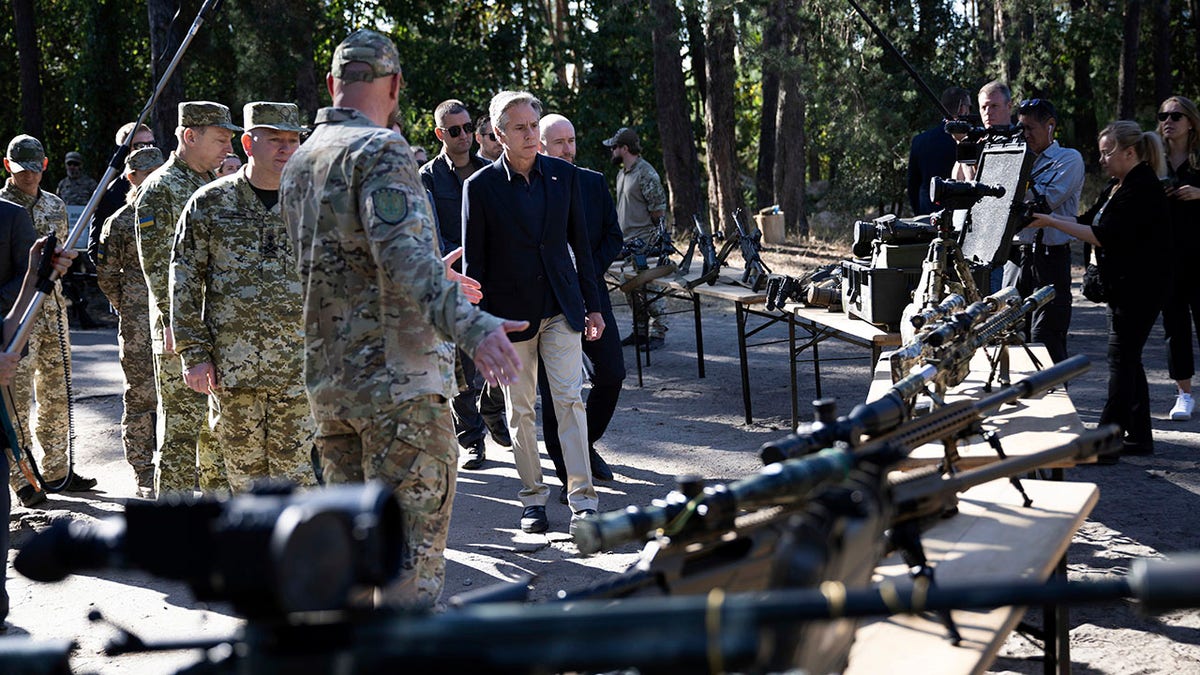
[
  {"xmin": 615, "ymin": 156, "xmax": 667, "ymax": 243},
  {"xmin": 56, "ymin": 175, "xmax": 99, "ymax": 206},
  {"xmin": 134, "ymin": 152, "xmax": 213, "ymax": 352},
  {"xmin": 1, "ymin": 181, "xmax": 69, "ymax": 241},
  {"xmin": 280, "ymin": 107, "xmax": 504, "ymax": 421},
  {"xmin": 96, "ymin": 201, "xmax": 149, "ymax": 325},
  {"xmin": 171, "ymin": 168, "xmax": 303, "ymax": 390}
]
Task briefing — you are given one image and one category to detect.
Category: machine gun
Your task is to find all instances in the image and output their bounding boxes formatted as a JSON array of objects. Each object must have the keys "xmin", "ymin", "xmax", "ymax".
[
  {"xmin": 729, "ymin": 208, "xmax": 772, "ymax": 291},
  {"xmin": 677, "ymin": 214, "xmax": 722, "ymax": 287}
]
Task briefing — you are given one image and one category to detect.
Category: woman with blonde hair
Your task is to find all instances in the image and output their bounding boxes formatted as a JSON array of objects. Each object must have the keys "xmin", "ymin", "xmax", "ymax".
[
  {"xmin": 1158, "ymin": 96, "xmax": 1200, "ymax": 420},
  {"xmin": 1029, "ymin": 120, "xmax": 1169, "ymax": 462}
]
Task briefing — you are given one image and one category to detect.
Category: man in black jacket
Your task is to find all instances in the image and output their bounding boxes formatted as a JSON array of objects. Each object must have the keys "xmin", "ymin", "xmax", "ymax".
[
  {"xmin": 538, "ymin": 113, "xmax": 625, "ymax": 501},
  {"xmin": 463, "ymin": 91, "xmax": 604, "ymax": 535}
]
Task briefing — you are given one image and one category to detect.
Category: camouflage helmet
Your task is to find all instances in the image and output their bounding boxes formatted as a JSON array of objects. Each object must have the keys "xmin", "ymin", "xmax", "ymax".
[
  {"xmin": 178, "ymin": 101, "xmax": 243, "ymax": 132},
  {"xmin": 6, "ymin": 135, "xmax": 46, "ymax": 173},
  {"xmin": 331, "ymin": 29, "xmax": 401, "ymax": 83},
  {"xmin": 243, "ymin": 102, "xmax": 306, "ymax": 133},
  {"xmin": 125, "ymin": 146, "xmax": 165, "ymax": 173}
]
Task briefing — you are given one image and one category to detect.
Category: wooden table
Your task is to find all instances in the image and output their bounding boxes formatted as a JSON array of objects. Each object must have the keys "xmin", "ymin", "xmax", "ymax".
[
  {"xmin": 866, "ymin": 344, "xmax": 1090, "ymax": 470},
  {"xmin": 847, "ymin": 478, "xmax": 1099, "ymax": 675}
]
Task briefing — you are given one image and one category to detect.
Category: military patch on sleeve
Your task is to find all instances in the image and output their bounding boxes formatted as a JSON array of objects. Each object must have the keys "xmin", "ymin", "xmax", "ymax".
[
  {"xmin": 372, "ymin": 188, "xmax": 409, "ymax": 224},
  {"xmin": 138, "ymin": 216, "xmax": 155, "ymax": 229}
]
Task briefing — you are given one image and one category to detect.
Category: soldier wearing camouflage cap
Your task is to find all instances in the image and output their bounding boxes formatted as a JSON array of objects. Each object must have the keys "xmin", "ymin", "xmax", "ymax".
[
  {"xmin": 280, "ymin": 29, "xmax": 525, "ymax": 609},
  {"xmin": 56, "ymin": 151, "xmax": 98, "ymax": 206},
  {"xmin": 134, "ymin": 100, "xmax": 239, "ymax": 495},
  {"xmin": 171, "ymin": 102, "xmax": 316, "ymax": 494},
  {"xmin": 1, "ymin": 134, "xmax": 97, "ymax": 505},
  {"xmin": 95, "ymin": 146, "xmax": 166, "ymax": 498}
]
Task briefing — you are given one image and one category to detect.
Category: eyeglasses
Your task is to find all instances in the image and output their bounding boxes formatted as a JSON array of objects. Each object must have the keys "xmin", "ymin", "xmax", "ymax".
[
  {"xmin": 132, "ymin": 141, "xmax": 155, "ymax": 150},
  {"xmin": 439, "ymin": 122, "xmax": 475, "ymax": 138},
  {"xmin": 1159, "ymin": 111, "xmax": 1186, "ymax": 122}
]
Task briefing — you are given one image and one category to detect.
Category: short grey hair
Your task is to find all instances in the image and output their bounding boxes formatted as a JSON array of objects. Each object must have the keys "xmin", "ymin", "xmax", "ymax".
[{"xmin": 489, "ymin": 91, "xmax": 543, "ymax": 134}]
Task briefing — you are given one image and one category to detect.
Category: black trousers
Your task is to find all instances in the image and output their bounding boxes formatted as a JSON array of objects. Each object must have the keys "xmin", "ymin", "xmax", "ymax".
[
  {"xmin": 1102, "ymin": 296, "xmax": 1162, "ymax": 447},
  {"xmin": 1162, "ymin": 268, "xmax": 1200, "ymax": 382},
  {"xmin": 1002, "ymin": 243, "xmax": 1072, "ymax": 363},
  {"xmin": 451, "ymin": 348, "xmax": 507, "ymax": 448},
  {"xmin": 539, "ymin": 304, "xmax": 626, "ymax": 484},
  {"xmin": 1, "ymin": 440, "xmax": 9, "ymax": 625}
]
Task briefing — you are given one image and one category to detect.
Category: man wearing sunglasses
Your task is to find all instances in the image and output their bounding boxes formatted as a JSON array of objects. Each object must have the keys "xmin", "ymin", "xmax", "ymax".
[
  {"xmin": 475, "ymin": 115, "xmax": 503, "ymax": 162},
  {"xmin": 1002, "ymin": 97, "xmax": 1084, "ymax": 363},
  {"xmin": 89, "ymin": 123, "xmax": 156, "ymax": 267},
  {"xmin": 56, "ymin": 152, "xmax": 98, "ymax": 207},
  {"xmin": 420, "ymin": 99, "xmax": 512, "ymax": 472}
]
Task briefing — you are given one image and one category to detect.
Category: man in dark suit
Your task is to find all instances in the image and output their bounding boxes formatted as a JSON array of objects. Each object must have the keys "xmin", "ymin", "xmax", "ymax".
[
  {"xmin": 463, "ymin": 91, "xmax": 605, "ymax": 535},
  {"xmin": 538, "ymin": 113, "xmax": 625, "ymax": 502},
  {"xmin": 906, "ymin": 86, "xmax": 970, "ymax": 216}
]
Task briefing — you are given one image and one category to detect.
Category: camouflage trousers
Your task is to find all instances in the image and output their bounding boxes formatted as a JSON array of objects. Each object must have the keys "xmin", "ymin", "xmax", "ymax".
[
  {"xmin": 315, "ymin": 394, "xmax": 456, "ymax": 610},
  {"xmin": 8, "ymin": 296, "xmax": 72, "ymax": 490},
  {"xmin": 118, "ymin": 312, "xmax": 156, "ymax": 488},
  {"xmin": 208, "ymin": 384, "xmax": 317, "ymax": 493},
  {"xmin": 152, "ymin": 352, "xmax": 226, "ymax": 494}
]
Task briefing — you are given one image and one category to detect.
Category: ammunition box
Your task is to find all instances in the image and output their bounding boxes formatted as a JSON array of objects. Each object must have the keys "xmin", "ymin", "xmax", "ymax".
[
  {"xmin": 873, "ymin": 242, "xmax": 930, "ymax": 269},
  {"xmin": 841, "ymin": 259, "xmax": 921, "ymax": 331}
]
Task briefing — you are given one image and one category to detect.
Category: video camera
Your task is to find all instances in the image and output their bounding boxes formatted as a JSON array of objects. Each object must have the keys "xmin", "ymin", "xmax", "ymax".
[
  {"xmin": 15, "ymin": 482, "xmax": 403, "ymax": 618},
  {"xmin": 945, "ymin": 121, "xmax": 1026, "ymax": 165}
]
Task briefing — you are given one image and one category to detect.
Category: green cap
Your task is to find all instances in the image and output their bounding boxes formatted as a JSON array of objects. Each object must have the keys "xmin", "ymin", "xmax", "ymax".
[
  {"xmin": 6, "ymin": 135, "xmax": 45, "ymax": 173},
  {"xmin": 65, "ymin": 151, "xmax": 84, "ymax": 164},
  {"xmin": 602, "ymin": 127, "xmax": 641, "ymax": 152},
  {"xmin": 243, "ymin": 102, "xmax": 306, "ymax": 132},
  {"xmin": 178, "ymin": 101, "xmax": 243, "ymax": 132},
  {"xmin": 125, "ymin": 147, "xmax": 165, "ymax": 172},
  {"xmin": 331, "ymin": 29, "xmax": 400, "ymax": 83}
]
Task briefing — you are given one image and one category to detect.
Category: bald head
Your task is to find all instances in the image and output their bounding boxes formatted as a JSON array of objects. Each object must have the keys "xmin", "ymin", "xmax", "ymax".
[{"xmin": 540, "ymin": 113, "xmax": 576, "ymax": 164}]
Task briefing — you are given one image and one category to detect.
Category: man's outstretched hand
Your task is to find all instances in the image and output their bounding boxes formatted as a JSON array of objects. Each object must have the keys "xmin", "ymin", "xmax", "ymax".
[{"xmin": 474, "ymin": 320, "xmax": 529, "ymax": 386}]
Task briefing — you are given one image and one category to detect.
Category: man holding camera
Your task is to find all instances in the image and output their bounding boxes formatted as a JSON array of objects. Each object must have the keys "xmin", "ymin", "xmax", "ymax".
[{"xmin": 1002, "ymin": 98, "xmax": 1084, "ymax": 363}]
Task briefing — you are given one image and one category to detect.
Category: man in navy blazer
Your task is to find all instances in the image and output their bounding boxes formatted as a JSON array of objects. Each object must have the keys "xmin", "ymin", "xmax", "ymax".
[
  {"xmin": 537, "ymin": 113, "xmax": 625, "ymax": 500},
  {"xmin": 906, "ymin": 86, "xmax": 970, "ymax": 215},
  {"xmin": 463, "ymin": 91, "xmax": 605, "ymax": 535}
]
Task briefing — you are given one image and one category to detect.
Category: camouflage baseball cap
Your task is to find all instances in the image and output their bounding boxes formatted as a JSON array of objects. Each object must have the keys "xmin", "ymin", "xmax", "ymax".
[
  {"xmin": 602, "ymin": 127, "xmax": 641, "ymax": 151},
  {"xmin": 65, "ymin": 151, "xmax": 84, "ymax": 164},
  {"xmin": 331, "ymin": 29, "xmax": 401, "ymax": 82},
  {"xmin": 6, "ymin": 135, "xmax": 46, "ymax": 173},
  {"xmin": 125, "ymin": 146, "xmax": 165, "ymax": 172},
  {"xmin": 178, "ymin": 101, "xmax": 243, "ymax": 132},
  {"xmin": 243, "ymin": 102, "xmax": 306, "ymax": 132}
]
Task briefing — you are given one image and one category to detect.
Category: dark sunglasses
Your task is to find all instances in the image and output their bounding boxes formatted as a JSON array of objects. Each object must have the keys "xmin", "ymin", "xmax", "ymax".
[
  {"xmin": 483, "ymin": 132, "xmax": 496, "ymax": 142},
  {"xmin": 1017, "ymin": 98, "xmax": 1044, "ymax": 112},
  {"xmin": 131, "ymin": 141, "xmax": 156, "ymax": 149},
  {"xmin": 1159, "ymin": 111, "xmax": 1186, "ymax": 122},
  {"xmin": 439, "ymin": 121, "xmax": 475, "ymax": 138},
  {"xmin": 65, "ymin": 161, "xmax": 81, "ymax": 167}
]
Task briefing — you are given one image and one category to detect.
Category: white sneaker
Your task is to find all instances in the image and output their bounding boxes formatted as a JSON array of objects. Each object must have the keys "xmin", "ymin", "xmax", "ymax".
[{"xmin": 1169, "ymin": 393, "xmax": 1194, "ymax": 421}]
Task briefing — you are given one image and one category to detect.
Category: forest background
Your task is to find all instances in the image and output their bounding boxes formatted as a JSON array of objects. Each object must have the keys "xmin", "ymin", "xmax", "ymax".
[{"xmin": 0, "ymin": 0, "xmax": 1184, "ymax": 236}]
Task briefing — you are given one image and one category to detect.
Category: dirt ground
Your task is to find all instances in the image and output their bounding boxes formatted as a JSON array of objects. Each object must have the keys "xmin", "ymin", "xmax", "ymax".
[{"xmin": 2, "ymin": 240, "xmax": 1198, "ymax": 674}]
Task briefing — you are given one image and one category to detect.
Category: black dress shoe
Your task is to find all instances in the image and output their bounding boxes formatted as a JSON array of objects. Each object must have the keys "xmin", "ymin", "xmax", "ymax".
[
  {"xmin": 489, "ymin": 425, "xmax": 513, "ymax": 448},
  {"xmin": 461, "ymin": 439, "xmax": 487, "ymax": 470},
  {"xmin": 589, "ymin": 450, "xmax": 614, "ymax": 482},
  {"xmin": 62, "ymin": 472, "xmax": 98, "ymax": 492},
  {"xmin": 15, "ymin": 485, "xmax": 46, "ymax": 508},
  {"xmin": 1121, "ymin": 441, "xmax": 1154, "ymax": 456},
  {"xmin": 621, "ymin": 333, "xmax": 649, "ymax": 347},
  {"xmin": 521, "ymin": 505, "xmax": 548, "ymax": 533}
]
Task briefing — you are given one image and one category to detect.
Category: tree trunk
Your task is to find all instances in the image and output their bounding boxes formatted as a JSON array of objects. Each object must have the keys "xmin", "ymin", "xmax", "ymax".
[
  {"xmin": 774, "ymin": 6, "xmax": 807, "ymax": 236},
  {"xmin": 12, "ymin": 0, "xmax": 44, "ymax": 139},
  {"xmin": 683, "ymin": 0, "xmax": 707, "ymax": 112},
  {"xmin": 1071, "ymin": 0, "xmax": 1099, "ymax": 170},
  {"xmin": 1152, "ymin": 0, "xmax": 1171, "ymax": 104},
  {"xmin": 1118, "ymin": 0, "xmax": 1142, "ymax": 120},
  {"xmin": 147, "ymin": 0, "xmax": 186, "ymax": 153},
  {"xmin": 651, "ymin": 0, "xmax": 704, "ymax": 231},
  {"xmin": 755, "ymin": 0, "xmax": 785, "ymax": 211},
  {"xmin": 703, "ymin": 1, "xmax": 744, "ymax": 234}
]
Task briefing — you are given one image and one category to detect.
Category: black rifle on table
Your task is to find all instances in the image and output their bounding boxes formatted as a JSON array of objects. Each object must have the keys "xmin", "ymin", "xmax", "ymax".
[
  {"xmin": 677, "ymin": 214, "xmax": 723, "ymax": 287},
  {"xmin": 729, "ymin": 208, "xmax": 772, "ymax": 291}
]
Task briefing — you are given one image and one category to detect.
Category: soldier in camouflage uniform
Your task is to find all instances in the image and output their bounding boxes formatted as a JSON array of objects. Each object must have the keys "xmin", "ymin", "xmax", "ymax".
[
  {"xmin": 55, "ymin": 152, "xmax": 99, "ymax": 206},
  {"xmin": 280, "ymin": 30, "xmax": 525, "ymax": 609},
  {"xmin": 1, "ymin": 135, "xmax": 97, "ymax": 506},
  {"xmin": 135, "ymin": 101, "xmax": 240, "ymax": 495},
  {"xmin": 95, "ymin": 147, "xmax": 164, "ymax": 499},
  {"xmin": 171, "ymin": 102, "xmax": 316, "ymax": 493}
]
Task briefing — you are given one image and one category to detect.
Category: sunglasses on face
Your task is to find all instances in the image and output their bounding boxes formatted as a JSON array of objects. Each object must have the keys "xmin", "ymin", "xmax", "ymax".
[
  {"xmin": 482, "ymin": 132, "xmax": 496, "ymax": 142},
  {"xmin": 131, "ymin": 141, "xmax": 155, "ymax": 149},
  {"xmin": 66, "ymin": 161, "xmax": 81, "ymax": 167},
  {"xmin": 1159, "ymin": 111, "xmax": 1186, "ymax": 122},
  {"xmin": 439, "ymin": 122, "xmax": 475, "ymax": 138}
]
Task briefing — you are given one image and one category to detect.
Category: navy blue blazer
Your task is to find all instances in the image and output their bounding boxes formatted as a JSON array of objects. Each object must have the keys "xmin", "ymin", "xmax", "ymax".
[
  {"xmin": 579, "ymin": 167, "xmax": 623, "ymax": 314},
  {"xmin": 907, "ymin": 124, "xmax": 957, "ymax": 215},
  {"xmin": 462, "ymin": 154, "xmax": 601, "ymax": 343}
]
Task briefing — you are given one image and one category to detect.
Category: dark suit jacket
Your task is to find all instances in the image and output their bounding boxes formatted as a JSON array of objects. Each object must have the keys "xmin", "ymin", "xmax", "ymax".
[
  {"xmin": 579, "ymin": 167, "xmax": 623, "ymax": 314},
  {"xmin": 907, "ymin": 125, "xmax": 957, "ymax": 215},
  {"xmin": 0, "ymin": 198, "xmax": 36, "ymax": 314},
  {"xmin": 463, "ymin": 154, "xmax": 600, "ymax": 343}
]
